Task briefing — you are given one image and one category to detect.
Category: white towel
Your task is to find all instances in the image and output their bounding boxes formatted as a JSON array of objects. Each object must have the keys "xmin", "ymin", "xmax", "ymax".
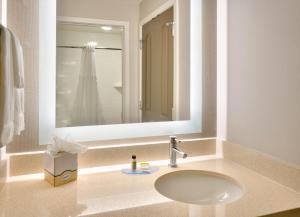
[
  {"xmin": 0, "ymin": 25, "xmax": 25, "ymax": 147},
  {"xmin": 11, "ymin": 31, "xmax": 25, "ymax": 135}
]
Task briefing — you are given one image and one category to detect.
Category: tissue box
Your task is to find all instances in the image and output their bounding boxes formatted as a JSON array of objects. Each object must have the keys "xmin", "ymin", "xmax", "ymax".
[{"xmin": 44, "ymin": 151, "xmax": 78, "ymax": 187}]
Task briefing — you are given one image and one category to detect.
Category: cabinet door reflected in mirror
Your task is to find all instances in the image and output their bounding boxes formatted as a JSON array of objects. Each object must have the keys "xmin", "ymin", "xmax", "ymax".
[{"xmin": 56, "ymin": 0, "xmax": 190, "ymax": 128}]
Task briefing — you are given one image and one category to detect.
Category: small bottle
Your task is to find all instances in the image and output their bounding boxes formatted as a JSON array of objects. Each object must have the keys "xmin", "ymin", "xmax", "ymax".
[{"xmin": 131, "ymin": 155, "xmax": 137, "ymax": 171}]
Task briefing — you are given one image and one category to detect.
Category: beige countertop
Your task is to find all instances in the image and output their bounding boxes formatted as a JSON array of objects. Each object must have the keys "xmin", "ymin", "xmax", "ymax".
[{"xmin": 0, "ymin": 159, "xmax": 299, "ymax": 217}]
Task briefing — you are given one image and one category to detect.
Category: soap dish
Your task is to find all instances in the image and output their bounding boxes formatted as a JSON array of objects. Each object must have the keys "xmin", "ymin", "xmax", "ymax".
[{"xmin": 121, "ymin": 167, "xmax": 159, "ymax": 175}]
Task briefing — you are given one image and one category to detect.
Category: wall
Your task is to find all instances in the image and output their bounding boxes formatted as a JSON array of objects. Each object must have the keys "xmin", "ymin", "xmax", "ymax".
[
  {"xmin": 140, "ymin": 0, "xmax": 169, "ymax": 21},
  {"xmin": 228, "ymin": 0, "xmax": 300, "ymax": 165},
  {"xmin": 56, "ymin": 27, "xmax": 123, "ymax": 126}
]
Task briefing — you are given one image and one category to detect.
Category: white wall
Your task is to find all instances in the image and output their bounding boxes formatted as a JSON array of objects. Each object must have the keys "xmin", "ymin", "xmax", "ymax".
[
  {"xmin": 139, "ymin": 0, "xmax": 169, "ymax": 21},
  {"xmin": 228, "ymin": 0, "xmax": 300, "ymax": 165},
  {"xmin": 56, "ymin": 28, "xmax": 123, "ymax": 126},
  {"xmin": 58, "ymin": 0, "xmax": 140, "ymax": 122}
]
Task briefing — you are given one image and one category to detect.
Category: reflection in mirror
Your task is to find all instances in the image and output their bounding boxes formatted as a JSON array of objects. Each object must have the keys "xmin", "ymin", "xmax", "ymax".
[
  {"xmin": 142, "ymin": 7, "xmax": 174, "ymax": 122},
  {"xmin": 56, "ymin": 22, "xmax": 124, "ymax": 127},
  {"xmin": 56, "ymin": 0, "xmax": 190, "ymax": 128}
]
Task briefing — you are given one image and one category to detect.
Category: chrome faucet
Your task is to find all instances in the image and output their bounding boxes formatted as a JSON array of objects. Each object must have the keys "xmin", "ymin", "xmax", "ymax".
[{"xmin": 169, "ymin": 136, "xmax": 187, "ymax": 168}]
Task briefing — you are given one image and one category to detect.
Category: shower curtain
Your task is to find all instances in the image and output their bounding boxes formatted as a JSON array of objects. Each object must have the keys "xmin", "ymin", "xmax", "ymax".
[{"xmin": 71, "ymin": 43, "xmax": 104, "ymax": 126}]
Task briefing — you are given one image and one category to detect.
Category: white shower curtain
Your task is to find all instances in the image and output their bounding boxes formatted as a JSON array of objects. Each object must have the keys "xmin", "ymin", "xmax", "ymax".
[{"xmin": 71, "ymin": 43, "xmax": 104, "ymax": 126}]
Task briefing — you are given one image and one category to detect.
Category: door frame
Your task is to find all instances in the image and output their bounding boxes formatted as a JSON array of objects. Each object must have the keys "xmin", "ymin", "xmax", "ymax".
[{"xmin": 138, "ymin": 0, "xmax": 179, "ymax": 122}]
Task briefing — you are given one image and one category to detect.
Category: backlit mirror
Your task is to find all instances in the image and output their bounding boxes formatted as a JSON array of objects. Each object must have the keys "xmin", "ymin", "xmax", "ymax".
[
  {"xmin": 39, "ymin": 0, "xmax": 210, "ymax": 143},
  {"xmin": 56, "ymin": 0, "xmax": 190, "ymax": 127}
]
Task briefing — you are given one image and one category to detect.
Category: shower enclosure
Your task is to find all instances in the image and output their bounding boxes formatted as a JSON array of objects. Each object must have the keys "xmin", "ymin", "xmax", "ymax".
[{"xmin": 56, "ymin": 21, "xmax": 124, "ymax": 127}]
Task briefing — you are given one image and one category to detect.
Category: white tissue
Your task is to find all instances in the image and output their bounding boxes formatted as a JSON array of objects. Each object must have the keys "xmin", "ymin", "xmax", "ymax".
[{"xmin": 47, "ymin": 135, "xmax": 88, "ymax": 156}]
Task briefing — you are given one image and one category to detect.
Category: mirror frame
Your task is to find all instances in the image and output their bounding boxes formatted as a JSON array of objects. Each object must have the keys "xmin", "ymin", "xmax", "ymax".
[{"xmin": 39, "ymin": 0, "xmax": 203, "ymax": 144}]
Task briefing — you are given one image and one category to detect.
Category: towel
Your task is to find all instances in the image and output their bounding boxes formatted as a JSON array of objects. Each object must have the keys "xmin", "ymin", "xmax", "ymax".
[
  {"xmin": 0, "ymin": 25, "xmax": 25, "ymax": 147},
  {"xmin": 11, "ymin": 31, "xmax": 25, "ymax": 135}
]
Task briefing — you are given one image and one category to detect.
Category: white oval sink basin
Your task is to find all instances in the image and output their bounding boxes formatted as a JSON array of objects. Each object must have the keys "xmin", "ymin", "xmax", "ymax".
[{"xmin": 155, "ymin": 170, "xmax": 244, "ymax": 205}]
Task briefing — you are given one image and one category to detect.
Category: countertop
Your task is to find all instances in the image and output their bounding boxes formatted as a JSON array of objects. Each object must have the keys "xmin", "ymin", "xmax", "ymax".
[{"xmin": 0, "ymin": 159, "xmax": 299, "ymax": 217}]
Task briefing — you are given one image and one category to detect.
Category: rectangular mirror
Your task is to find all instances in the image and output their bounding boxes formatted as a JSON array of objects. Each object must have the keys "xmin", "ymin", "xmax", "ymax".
[
  {"xmin": 39, "ymin": 0, "xmax": 203, "ymax": 143},
  {"xmin": 55, "ymin": 0, "xmax": 190, "ymax": 127}
]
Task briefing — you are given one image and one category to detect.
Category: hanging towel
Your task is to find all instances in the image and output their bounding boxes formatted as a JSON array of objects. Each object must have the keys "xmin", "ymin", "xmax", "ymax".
[
  {"xmin": 0, "ymin": 25, "xmax": 25, "ymax": 147},
  {"xmin": 11, "ymin": 31, "xmax": 25, "ymax": 135}
]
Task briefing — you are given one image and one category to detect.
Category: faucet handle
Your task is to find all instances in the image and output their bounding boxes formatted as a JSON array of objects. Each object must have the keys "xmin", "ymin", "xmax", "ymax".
[
  {"xmin": 169, "ymin": 136, "xmax": 182, "ymax": 144},
  {"xmin": 169, "ymin": 135, "xmax": 177, "ymax": 143},
  {"xmin": 169, "ymin": 135, "xmax": 177, "ymax": 140}
]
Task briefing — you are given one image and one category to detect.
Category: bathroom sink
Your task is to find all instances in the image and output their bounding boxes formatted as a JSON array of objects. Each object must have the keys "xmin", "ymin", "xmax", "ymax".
[{"xmin": 154, "ymin": 170, "xmax": 244, "ymax": 205}]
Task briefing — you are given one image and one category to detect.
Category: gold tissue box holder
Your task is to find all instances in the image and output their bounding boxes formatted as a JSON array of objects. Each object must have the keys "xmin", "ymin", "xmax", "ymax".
[{"xmin": 44, "ymin": 151, "xmax": 78, "ymax": 187}]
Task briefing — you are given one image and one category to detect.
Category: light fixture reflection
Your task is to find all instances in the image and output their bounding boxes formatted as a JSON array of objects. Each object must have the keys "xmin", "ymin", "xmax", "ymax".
[{"xmin": 101, "ymin": 26, "xmax": 112, "ymax": 31}]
